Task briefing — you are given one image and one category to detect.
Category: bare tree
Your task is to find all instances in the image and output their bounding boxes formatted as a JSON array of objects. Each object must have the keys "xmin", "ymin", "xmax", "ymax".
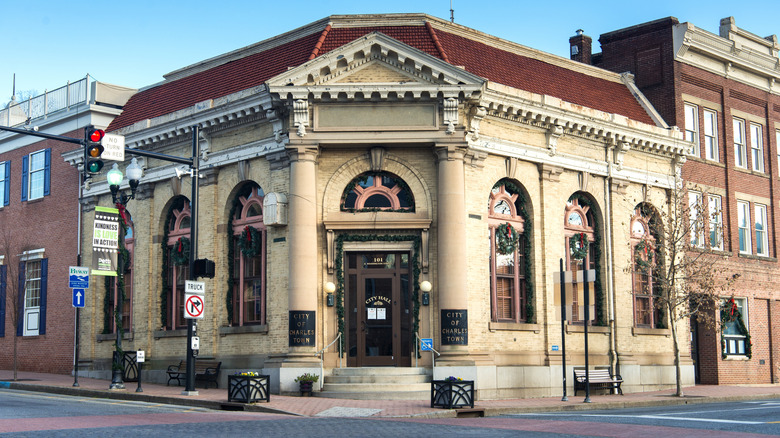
[
  {"xmin": 627, "ymin": 178, "xmax": 738, "ymax": 397},
  {"xmin": 0, "ymin": 228, "xmax": 22, "ymax": 381}
]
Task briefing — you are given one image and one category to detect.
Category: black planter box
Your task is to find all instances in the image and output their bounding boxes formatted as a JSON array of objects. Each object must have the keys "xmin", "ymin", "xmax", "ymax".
[
  {"xmin": 228, "ymin": 375, "xmax": 271, "ymax": 403},
  {"xmin": 431, "ymin": 380, "xmax": 474, "ymax": 409}
]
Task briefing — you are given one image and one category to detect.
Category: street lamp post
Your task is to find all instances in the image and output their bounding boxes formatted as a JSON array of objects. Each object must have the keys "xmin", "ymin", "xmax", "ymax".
[{"xmin": 107, "ymin": 158, "xmax": 143, "ymax": 390}]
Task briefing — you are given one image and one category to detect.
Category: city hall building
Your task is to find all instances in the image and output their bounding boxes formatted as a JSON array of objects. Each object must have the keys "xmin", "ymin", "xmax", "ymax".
[{"xmin": 73, "ymin": 14, "xmax": 689, "ymax": 398}]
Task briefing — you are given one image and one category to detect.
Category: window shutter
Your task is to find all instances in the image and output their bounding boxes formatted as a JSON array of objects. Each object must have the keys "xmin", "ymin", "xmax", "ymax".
[
  {"xmin": 3, "ymin": 161, "xmax": 9, "ymax": 206},
  {"xmin": 20, "ymin": 155, "xmax": 28, "ymax": 202},
  {"xmin": 0, "ymin": 265, "xmax": 6, "ymax": 337},
  {"xmin": 16, "ymin": 262, "xmax": 24, "ymax": 336},
  {"xmin": 39, "ymin": 258, "xmax": 47, "ymax": 335},
  {"xmin": 43, "ymin": 149, "xmax": 51, "ymax": 196}
]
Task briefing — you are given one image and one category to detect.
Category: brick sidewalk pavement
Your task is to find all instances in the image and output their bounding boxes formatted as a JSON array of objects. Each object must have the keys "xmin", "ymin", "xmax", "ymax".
[{"xmin": 2, "ymin": 370, "xmax": 780, "ymax": 418}]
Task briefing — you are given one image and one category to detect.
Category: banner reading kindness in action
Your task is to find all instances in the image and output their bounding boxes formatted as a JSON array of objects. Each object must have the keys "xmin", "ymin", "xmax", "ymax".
[{"xmin": 92, "ymin": 205, "xmax": 119, "ymax": 276}]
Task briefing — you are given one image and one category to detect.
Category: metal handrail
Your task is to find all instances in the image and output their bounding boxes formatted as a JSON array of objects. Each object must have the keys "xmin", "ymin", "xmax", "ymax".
[
  {"xmin": 415, "ymin": 333, "xmax": 440, "ymax": 369},
  {"xmin": 316, "ymin": 332, "xmax": 342, "ymax": 390}
]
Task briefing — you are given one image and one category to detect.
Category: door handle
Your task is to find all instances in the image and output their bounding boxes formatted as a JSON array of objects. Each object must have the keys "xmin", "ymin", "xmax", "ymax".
[{"xmin": 361, "ymin": 320, "xmax": 366, "ymax": 332}]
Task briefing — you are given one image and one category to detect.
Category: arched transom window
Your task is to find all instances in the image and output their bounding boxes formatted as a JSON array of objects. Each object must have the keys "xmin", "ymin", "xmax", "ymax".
[
  {"xmin": 630, "ymin": 205, "xmax": 661, "ymax": 328},
  {"xmin": 341, "ymin": 172, "xmax": 414, "ymax": 212},
  {"xmin": 231, "ymin": 184, "xmax": 266, "ymax": 326},
  {"xmin": 166, "ymin": 198, "xmax": 190, "ymax": 330},
  {"xmin": 564, "ymin": 196, "xmax": 596, "ymax": 323}
]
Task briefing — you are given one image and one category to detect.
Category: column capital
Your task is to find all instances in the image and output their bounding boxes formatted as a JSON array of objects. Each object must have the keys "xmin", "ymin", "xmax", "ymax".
[
  {"xmin": 434, "ymin": 144, "xmax": 468, "ymax": 162},
  {"xmin": 285, "ymin": 145, "xmax": 320, "ymax": 163}
]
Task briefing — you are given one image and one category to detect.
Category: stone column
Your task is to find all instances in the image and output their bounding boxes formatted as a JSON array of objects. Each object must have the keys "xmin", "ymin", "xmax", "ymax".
[
  {"xmin": 435, "ymin": 145, "xmax": 470, "ymax": 362},
  {"xmin": 287, "ymin": 145, "xmax": 319, "ymax": 355}
]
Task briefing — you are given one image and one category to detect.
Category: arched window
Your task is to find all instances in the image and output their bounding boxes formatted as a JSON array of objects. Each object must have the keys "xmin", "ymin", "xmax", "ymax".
[
  {"xmin": 109, "ymin": 210, "xmax": 133, "ymax": 333},
  {"xmin": 166, "ymin": 198, "xmax": 190, "ymax": 330},
  {"xmin": 230, "ymin": 184, "xmax": 266, "ymax": 326},
  {"xmin": 631, "ymin": 205, "xmax": 662, "ymax": 328},
  {"xmin": 564, "ymin": 196, "xmax": 596, "ymax": 323},
  {"xmin": 341, "ymin": 172, "xmax": 414, "ymax": 212},
  {"xmin": 488, "ymin": 182, "xmax": 528, "ymax": 322}
]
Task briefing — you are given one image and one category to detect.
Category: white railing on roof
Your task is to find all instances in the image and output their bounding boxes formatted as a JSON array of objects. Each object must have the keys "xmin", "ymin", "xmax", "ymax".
[{"xmin": 0, "ymin": 75, "xmax": 91, "ymax": 127}]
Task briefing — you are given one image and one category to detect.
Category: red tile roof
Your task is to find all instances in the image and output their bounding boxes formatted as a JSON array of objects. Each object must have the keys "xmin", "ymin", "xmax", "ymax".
[{"xmin": 108, "ymin": 19, "xmax": 654, "ymax": 131}]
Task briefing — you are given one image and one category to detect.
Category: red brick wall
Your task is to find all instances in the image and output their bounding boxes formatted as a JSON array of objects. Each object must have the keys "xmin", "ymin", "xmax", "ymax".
[{"xmin": 0, "ymin": 131, "xmax": 81, "ymax": 374}]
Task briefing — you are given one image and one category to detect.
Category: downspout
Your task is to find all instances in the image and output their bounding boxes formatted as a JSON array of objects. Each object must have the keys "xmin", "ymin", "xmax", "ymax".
[{"xmin": 605, "ymin": 144, "xmax": 618, "ymax": 377}]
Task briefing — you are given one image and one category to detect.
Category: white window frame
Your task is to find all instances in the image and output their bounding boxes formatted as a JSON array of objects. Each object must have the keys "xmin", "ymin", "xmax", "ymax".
[
  {"xmin": 703, "ymin": 109, "xmax": 718, "ymax": 161},
  {"xmin": 684, "ymin": 103, "xmax": 700, "ymax": 157},
  {"xmin": 733, "ymin": 118, "xmax": 747, "ymax": 168},
  {"xmin": 776, "ymin": 130, "xmax": 780, "ymax": 173},
  {"xmin": 28, "ymin": 150, "xmax": 46, "ymax": 200},
  {"xmin": 0, "ymin": 160, "xmax": 6, "ymax": 206},
  {"xmin": 750, "ymin": 123, "xmax": 764, "ymax": 172},
  {"xmin": 737, "ymin": 201, "xmax": 752, "ymax": 254},
  {"xmin": 23, "ymin": 259, "xmax": 41, "ymax": 336},
  {"xmin": 689, "ymin": 191, "xmax": 704, "ymax": 247},
  {"xmin": 755, "ymin": 204, "xmax": 768, "ymax": 257},
  {"xmin": 708, "ymin": 195, "xmax": 723, "ymax": 251},
  {"xmin": 722, "ymin": 297, "xmax": 748, "ymax": 357}
]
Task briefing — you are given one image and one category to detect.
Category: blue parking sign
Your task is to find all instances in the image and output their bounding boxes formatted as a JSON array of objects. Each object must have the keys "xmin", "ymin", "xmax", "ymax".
[{"xmin": 420, "ymin": 338, "xmax": 433, "ymax": 351}]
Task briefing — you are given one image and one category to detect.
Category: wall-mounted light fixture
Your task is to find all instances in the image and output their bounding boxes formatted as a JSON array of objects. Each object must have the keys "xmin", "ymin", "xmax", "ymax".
[
  {"xmin": 325, "ymin": 281, "xmax": 336, "ymax": 307},
  {"xmin": 420, "ymin": 280, "xmax": 432, "ymax": 306}
]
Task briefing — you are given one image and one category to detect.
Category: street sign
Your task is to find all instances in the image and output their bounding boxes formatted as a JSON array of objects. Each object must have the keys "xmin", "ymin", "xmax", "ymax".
[
  {"xmin": 101, "ymin": 133, "xmax": 125, "ymax": 161},
  {"xmin": 68, "ymin": 266, "xmax": 90, "ymax": 289},
  {"xmin": 184, "ymin": 293, "xmax": 204, "ymax": 319},
  {"xmin": 185, "ymin": 280, "xmax": 205, "ymax": 295},
  {"xmin": 136, "ymin": 350, "xmax": 145, "ymax": 363},
  {"xmin": 72, "ymin": 289, "xmax": 85, "ymax": 308},
  {"xmin": 420, "ymin": 338, "xmax": 433, "ymax": 351}
]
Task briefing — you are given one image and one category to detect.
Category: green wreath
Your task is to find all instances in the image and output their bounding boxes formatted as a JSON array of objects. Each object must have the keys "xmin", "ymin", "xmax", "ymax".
[
  {"xmin": 720, "ymin": 297, "xmax": 752, "ymax": 359},
  {"xmin": 633, "ymin": 238, "xmax": 654, "ymax": 270},
  {"xmin": 569, "ymin": 233, "xmax": 589, "ymax": 260},
  {"xmin": 238, "ymin": 226, "xmax": 262, "ymax": 257},
  {"xmin": 171, "ymin": 237, "xmax": 190, "ymax": 266},
  {"xmin": 496, "ymin": 222, "xmax": 520, "ymax": 255}
]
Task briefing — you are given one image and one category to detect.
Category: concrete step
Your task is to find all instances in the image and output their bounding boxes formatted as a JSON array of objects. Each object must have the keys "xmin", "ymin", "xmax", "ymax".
[
  {"xmin": 325, "ymin": 374, "xmax": 430, "ymax": 384},
  {"xmin": 318, "ymin": 367, "xmax": 432, "ymax": 400},
  {"xmin": 330, "ymin": 367, "xmax": 431, "ymax": 377},
  {"xmin": 323, "ymin": 382, "xmax": 430, "ymax": 392},
  {"xmin": 313, "ymin": 389, "xmax": 430, "ymax": 400}
]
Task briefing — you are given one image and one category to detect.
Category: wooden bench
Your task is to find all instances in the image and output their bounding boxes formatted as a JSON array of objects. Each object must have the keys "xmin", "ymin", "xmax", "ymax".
[
  {"xmin": 573, "ymin": 368, "xmax": 623, "ymax": 395},
  {"xmin": 167, "ymin": 360, "xmax": 222, "ymax": 389}
]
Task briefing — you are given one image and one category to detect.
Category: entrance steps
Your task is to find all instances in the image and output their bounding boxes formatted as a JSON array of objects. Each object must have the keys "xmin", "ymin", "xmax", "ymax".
[{"xmin": 316, "ymin": 367, "xmax": 431, "ymax": 400}]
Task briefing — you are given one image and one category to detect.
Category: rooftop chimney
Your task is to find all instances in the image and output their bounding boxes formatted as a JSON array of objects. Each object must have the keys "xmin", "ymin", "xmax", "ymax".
[{"xmin": 569, "ymin": 29, "xmax": 592, "ymax": 64}]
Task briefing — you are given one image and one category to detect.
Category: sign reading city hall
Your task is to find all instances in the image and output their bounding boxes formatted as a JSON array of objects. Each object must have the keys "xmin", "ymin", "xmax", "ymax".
[
  {"xmin": 289, "ymin": 311, "xmax": 315, "ymax": 346},
  {"xmin": 441, "ymin": 309, "xmax": 468, "ymax": 345},
  {"xmin": 92, "ymin": 206, "xmax": 120, "ymax": 276}
]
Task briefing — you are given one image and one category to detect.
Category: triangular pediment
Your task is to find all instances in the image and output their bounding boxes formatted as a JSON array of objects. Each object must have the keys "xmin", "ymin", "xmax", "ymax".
[{"xmin": 267, "ymin": 32, "xmax": 484, "ymax": 99}]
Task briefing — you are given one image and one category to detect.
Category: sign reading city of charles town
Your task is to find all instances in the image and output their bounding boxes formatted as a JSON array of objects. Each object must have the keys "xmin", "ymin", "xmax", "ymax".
[
  {"xmin": 289, "ymin": 311, "xmax": 315, "ymax": 346},
  {"xmin": 92, "ymin": 206, "xmax": 120, "ymax": 276},
  {"xmin": 441, "ymin": 309, "xmax": 468, "ymax": 345}
]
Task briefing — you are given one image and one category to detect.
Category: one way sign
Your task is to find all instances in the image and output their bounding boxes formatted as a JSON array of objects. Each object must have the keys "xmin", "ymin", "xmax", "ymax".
[{"xmin": 72, "ymin": 289, "xmax": 85, "ymax": 308}]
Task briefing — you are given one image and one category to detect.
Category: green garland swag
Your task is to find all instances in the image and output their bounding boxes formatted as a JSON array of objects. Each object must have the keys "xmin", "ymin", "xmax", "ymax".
[
  {"xmin": 335, "ymin": 233, "xmax": 421, "ymax": 357},
  {"xmin": 171, "ymin": 237, "xmax": 191, "ymax": 266},
  {"xmin": 493, "ymin": 178, "xmax": 535, "ymax": 323},
  {"xmin": 569, "ymin": 232, "xmax": 589, "ymax": 260},
  {"xmin": 568, "ymin": 193, "xmax": 605, "ymax": 326},
  {"xmin": 720, "ymin": 297, "xmax": 752, "ymax": 359},
  {"xmin": 496, "ymin": 222, "xmax": 520, "ymax": 255},
  {"xmin": 238, "ymin": 226, "xmax": 262, "ymax": 257}
]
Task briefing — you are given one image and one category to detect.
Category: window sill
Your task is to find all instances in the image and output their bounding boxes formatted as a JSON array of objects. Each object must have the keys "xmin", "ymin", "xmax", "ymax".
[
  {"xmin": 489, "ymin": 322, "xmax": 540, "ymax": 333},
  {"xmin": 738, "ymin": 253, "xmax": 777, "ymax": 262},
  {"xmin": 154, "ymin": 328, "xmax": 188, "ymax": 339},
  {"xmin": 632, "ymin": 327, "xmax": 670, "ymax": 337},
  {"xmin": 96, "ymin": 332, "xmax": 133, "ymax": 342},
  {"xmin": 734, "ymin": 166, "xmax": 769, "ymax": 178},
  {"xmin": 723, "ymin": 355, "xmax": 750, "ymax": 361},
  {"xmin": 219, "ymin": 324, "xmax": 268, "ymax": 336},
  {"xmin": 566, "ymin": 324, "xmax": 609, "ymax": 334},
  {"xmin": 24, "ymin": 197, "xmax": 44, "ymax": 204}
]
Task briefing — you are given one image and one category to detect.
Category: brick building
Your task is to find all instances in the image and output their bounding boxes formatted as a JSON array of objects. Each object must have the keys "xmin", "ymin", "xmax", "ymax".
[
  {"xmin": 75, "ymin": 14, "xmax": 689, "ymax": 398},
  {"xmin": 579, "ymin": 17, "xmax": 780, "ymax": 384},
  {"xmin": 0, "ymin": 78, "xmax": 134, "ymax": 374}
]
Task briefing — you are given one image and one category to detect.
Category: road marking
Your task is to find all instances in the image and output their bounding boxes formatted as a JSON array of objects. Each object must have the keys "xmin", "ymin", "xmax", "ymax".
[{"xmin": 578, "ymin": 414, "xmax": 764, "ymax": 425}]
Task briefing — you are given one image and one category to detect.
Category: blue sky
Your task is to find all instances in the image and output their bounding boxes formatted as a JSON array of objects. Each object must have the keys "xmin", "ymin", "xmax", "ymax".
[{"xmin": 2, "ymin": 0, "xmax": 779, "ymax": 107}]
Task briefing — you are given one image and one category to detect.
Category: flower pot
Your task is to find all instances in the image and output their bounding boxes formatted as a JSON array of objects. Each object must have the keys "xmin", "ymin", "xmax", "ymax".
[
  {"xmin": 299, "ymin": 381, "xmax": 314, "ymax": 396},
  {"xmin": 228, "ymin": 375, "xmax": 271, "ymax": 403},
  {"xmin": 431, "ymin": 380, "xmax": 474, "ymax": 409}
]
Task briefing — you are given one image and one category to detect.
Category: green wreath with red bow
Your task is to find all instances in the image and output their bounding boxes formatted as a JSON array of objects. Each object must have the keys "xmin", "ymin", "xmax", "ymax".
[
  {"xmin": 238, "ymin": 226, "xmax": 262, "ymax": 258},
  {"xmin": 171, "ymin": 237, "xmax": 190, "ymax": 266},
  {"xmin": 570, "ymin": 232, "xmax": 589, "ymax": 260},
  {"xmin": 496, "ymin": 222, "xmax": 520, "ymax": 255},
  {"xmin": 720, "ymin": 297, "xmax": 752, "ymax": 359}
]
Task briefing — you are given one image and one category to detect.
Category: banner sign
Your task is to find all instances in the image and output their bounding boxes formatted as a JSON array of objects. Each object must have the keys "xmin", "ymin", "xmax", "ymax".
[{"xmin": 92, "ymin": 206, "xmax": 119, "ymax": 276}]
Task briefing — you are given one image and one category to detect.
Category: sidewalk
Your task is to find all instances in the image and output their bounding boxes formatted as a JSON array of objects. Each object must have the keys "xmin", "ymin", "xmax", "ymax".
[{"xmin": 2, "ymin": 370, "xmax": 780, "ymax": 418}]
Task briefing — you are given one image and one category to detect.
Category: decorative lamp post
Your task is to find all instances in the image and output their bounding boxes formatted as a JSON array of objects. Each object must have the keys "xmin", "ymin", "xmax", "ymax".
[
  {"xmin": 324, "ymin": 281, "xmax": 336, "ymax": 307},
  {"xmin": 420, "ymin": 280, "xmax": 432, "ymax": 306},
  {"xmin": 107, "ymin": 159, "xmax": 143, "ymax": 390}
]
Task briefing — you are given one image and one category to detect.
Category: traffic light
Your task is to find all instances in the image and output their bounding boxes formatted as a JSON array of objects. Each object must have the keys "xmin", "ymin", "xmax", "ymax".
[{"xmin": 85, "ymin": 126, "xmax": 105, "ymax": 174}]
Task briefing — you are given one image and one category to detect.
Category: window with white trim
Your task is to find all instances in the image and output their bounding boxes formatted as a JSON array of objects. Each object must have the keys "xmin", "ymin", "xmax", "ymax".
[
  {"xmin": 18, "ymin": 250, "xmax": 47, "ymax": 337},
  {"xmin": 750, "ymin": 123, "xmax": 764, "ymax": 172},
  {"xmin": 684, "ymin": 103, "xmax": 699, "ymax": 156},
  {"xmin": 703, "ymin": 109, "xmax": 718, "ymax": 161},
  {"xmin": 737, "ymin": 201, "xmax": 752, "ymax": 254},
  {"xmin": 755, "ymin": 204, "xmax": 768, "ymax": 257},
  {"xmin": 708, "ymin": 195, "xmax": 723, "ymax": 251},
  {"xmin": 24, "ymin": 149, "xmax": 50, "ymax": 201},
  {"xmin": 776, "ymin": 130, "xmax": 780, "ymax": 173},
  {"xmin": 0, "ymin": 161, "xmax": 8, "ymax": 207},
  {"xmin": 688, "ymin": 191, "xmax": 704, "ymax": 247},
  {"xmin": 733, "ymin": 118, "xmax": 747, "ymax": 168},
  {"xmin": 722, "ymin": 297, "xmax": 748, "ymax": 356}
]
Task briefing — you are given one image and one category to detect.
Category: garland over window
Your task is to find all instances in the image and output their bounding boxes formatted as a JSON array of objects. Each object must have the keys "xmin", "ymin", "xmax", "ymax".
[{"xmin": 721, "ymin": 297, "xmax": 752, "ymax": 359}]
